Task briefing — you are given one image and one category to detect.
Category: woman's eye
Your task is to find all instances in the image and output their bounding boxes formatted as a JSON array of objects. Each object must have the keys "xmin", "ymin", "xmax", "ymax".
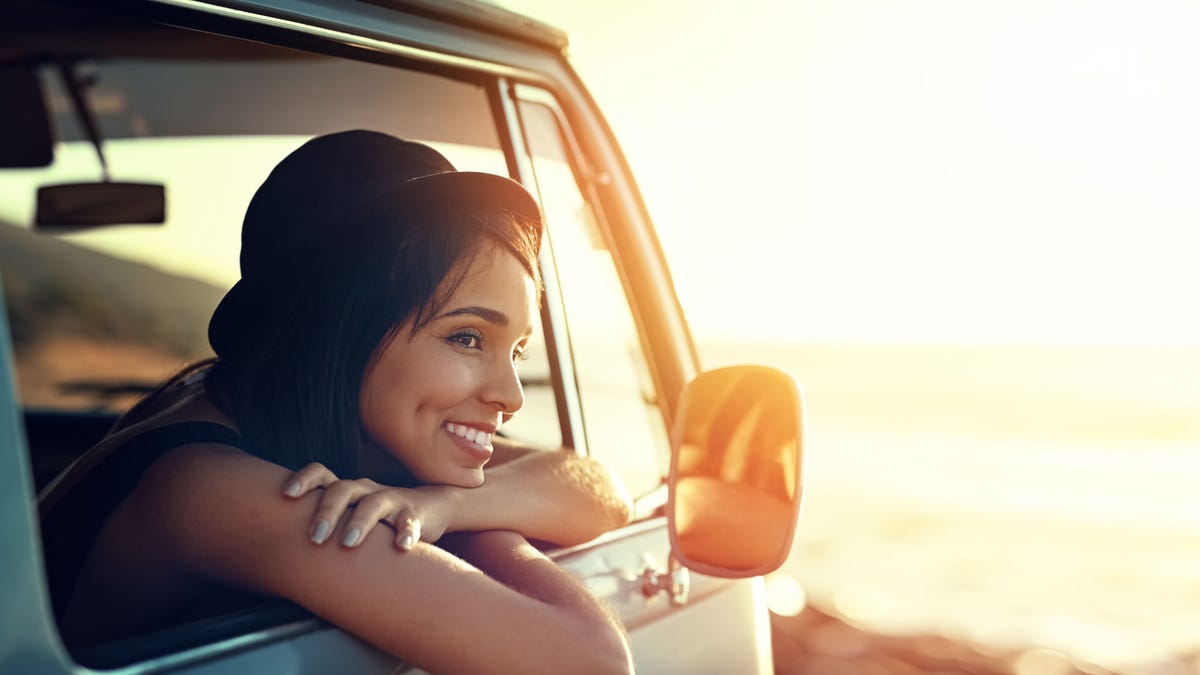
[{"xmin": 448, "ymin": 331, "xmax": 483, "ymax": 350}]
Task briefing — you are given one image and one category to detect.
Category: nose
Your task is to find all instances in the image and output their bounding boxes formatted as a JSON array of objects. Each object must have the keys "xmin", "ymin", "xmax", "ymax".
[{"xmin": 483, "ymin": 355, "xmax": 525, "ymax": 415}]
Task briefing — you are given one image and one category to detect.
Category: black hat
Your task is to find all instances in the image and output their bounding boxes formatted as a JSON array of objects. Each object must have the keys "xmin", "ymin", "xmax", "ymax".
[{"xmin": 208, "ymin": 130, "xmax": 542, "ymax": 357}]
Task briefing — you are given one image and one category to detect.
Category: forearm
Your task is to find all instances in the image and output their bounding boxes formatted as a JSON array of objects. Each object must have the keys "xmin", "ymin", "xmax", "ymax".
[
  {"xmin": 442, "ymin": 530, "xmax": 632, "ymax": 673},
  {"xmin": 440, "ymin": 449, "xmax": 632, "ymax": 546}
]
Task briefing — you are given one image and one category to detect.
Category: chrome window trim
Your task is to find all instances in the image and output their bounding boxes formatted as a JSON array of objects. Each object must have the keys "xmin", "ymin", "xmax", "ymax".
[
  {"xmin": 77, "ymin": 618, "xmax": 326, "ymax": 675},
  {"xmin": 511, "ymin": 86, "xmax": 675, "ymax": 486},
  {"xmin": 509, "ymin": 85, "xmax": 696, "ymax": 437},
  {"xmin": 360, "ymin": 0, "xmax": 569, "ymax": 50},
  {"xmin": 494, "ymin": 79, "xmax": 590, "ymax": 456},
  {"xmin": 631, "ymin": 483, "xmax": 669, "ymax": 522},
  {"xmin": 547, "ymin": 516, "xmax": 667, "ymax": 560},
  {"xmin": 147, "ymin": 0, "xmax": 560, "ymax": 88}
]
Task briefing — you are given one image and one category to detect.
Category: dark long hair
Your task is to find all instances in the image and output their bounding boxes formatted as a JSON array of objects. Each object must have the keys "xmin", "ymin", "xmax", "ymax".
[{"xmin": 204, "ymin": 204, "xmax": 541, "ymax": 482}]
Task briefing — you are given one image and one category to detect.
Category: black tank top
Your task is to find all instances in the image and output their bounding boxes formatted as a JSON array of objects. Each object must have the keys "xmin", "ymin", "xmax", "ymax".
[{"xmin": 40, "ymin": 421, "xmax": 251, "ymax": 621}]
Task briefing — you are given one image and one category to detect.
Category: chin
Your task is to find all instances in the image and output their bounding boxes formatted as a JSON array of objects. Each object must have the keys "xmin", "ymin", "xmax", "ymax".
[
  {"xmin": 455, "ymin": 470, "xmax": 485, "ymax": 489},
  {"xmin": 425, "ymin": 467, "xmax": 485, "ymax": 489}
]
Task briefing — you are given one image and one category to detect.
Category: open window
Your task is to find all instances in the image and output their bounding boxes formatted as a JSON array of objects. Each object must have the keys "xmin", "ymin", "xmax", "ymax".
[{"xmin": 513, "ymin": 87, "xmax": 671, "ymax": 500}]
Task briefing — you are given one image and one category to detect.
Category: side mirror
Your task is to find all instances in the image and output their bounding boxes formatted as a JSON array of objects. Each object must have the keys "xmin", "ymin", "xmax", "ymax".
[{"xmin": 667, "ymin": 365, "xmax": 804, "ymax": 578}]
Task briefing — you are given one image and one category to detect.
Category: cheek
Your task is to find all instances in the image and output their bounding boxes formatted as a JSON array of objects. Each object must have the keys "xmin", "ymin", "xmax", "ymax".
[
  {"xmin": 410, "ymin": 357, "xmax": 482, "ymax": 409},
  {"xmin": 359, "ymin": 374, "xmax": 398, "ymax": 442},
  {"xmin": 364, "ymin": 350, "xmax": 481, "ymax": 428},
  {"xmin": 360, "ymin": 354, "xmax": 414, "ymax": 436}
]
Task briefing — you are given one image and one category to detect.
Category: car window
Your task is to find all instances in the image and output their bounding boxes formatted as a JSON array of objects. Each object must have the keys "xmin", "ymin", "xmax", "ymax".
[
  {"xmin": 517, "ymin": 95, "xmax": 669, "ymax": 497},
  {"xmin": 0, "ymin": 49, "xmax": 561, "ymax": 445}
]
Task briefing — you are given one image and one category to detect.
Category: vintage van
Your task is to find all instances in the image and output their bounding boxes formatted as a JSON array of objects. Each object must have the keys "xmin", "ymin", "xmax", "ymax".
[{"xmin": 0, "ymin": 0, "xmax": 804, "ymax": 672}]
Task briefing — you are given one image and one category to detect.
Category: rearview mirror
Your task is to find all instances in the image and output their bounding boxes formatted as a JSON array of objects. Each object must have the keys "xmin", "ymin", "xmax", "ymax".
[
  {"xmin": 36, "ymin": 182, "xmax": 166, "ymax": 229},
  {"xmin": 667, "ymin": 365, "xmax": 804, "ymax": 578}
]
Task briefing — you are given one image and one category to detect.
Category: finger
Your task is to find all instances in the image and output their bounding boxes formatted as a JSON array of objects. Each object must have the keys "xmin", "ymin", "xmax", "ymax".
[
  {"xmin": 342, "ymin": 494, "xmax": 405, "ymax": 548},
  {"xmin": 309, "ymin": 479, "xmax": 376, "ymax": 545},
  {"xmin": 395, "ymin": 515, "xmax": 421, "ymax": 551},
  {"xmin": 283, "ymin": 462, "xmax": 337, "ymax": 498}
]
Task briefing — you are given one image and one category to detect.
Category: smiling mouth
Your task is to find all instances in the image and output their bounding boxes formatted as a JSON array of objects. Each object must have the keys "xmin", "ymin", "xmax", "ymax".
[{"xmin": 443, "ymin": 422, "xmax": 494, "ymax": 453}]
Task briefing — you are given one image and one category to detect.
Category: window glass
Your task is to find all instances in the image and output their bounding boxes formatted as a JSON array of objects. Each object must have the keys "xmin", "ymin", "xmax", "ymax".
[
  {"xmin": 518, "ymin": 99, "xmax": 668, "ymax": 497},
  {"xmin": 0, "ymin": 52, "xmax": 560, "ymax": 449}
]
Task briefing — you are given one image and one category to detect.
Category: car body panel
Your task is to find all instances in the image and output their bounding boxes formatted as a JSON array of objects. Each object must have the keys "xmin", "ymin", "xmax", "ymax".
[{"xmin": 0, "ymin": 277, "xmax": 73, "ymax": 675}]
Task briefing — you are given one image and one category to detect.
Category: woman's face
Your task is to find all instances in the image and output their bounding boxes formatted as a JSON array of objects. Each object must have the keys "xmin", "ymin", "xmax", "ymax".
[{"xmin": 359, "ymin": 244, "xmax": 536, "ymax": 487}]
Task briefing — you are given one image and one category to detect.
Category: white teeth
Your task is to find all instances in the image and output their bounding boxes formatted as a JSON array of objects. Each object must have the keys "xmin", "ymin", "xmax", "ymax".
[{"xmin": 445, "ymin": 423, "xmax": 492, "ymax": 448}]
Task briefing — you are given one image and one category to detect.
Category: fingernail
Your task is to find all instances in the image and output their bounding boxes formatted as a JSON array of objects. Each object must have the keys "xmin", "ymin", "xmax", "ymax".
[
  {"xmin": 284, "ymin": 482, "xmax": 301, "ymax": 497},
  {"xmin": 399, "ymin": 534, "xmax": 414, "ymax": 550},
  {"xmin": 342, "ymin": 528, "xmax": 361, "ymax": 548},
  {"xmin": 311, "ymin": 519, "xmax": 331, "ymax": 544}
]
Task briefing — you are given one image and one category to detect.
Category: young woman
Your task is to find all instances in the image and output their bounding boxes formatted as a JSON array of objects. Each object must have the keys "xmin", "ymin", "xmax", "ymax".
[{"xmin": 39, "ymin": 131, "xmax": 635, "ymax": 674}]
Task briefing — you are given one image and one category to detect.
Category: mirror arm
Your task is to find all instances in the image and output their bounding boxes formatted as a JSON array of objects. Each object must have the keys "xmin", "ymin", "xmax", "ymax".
[
  {"xmin": 639, "ymin": 554, "xmax": 689, "ymax": 607},
  {"xmin": 56, "ymin": 60, "xmax": 111, "ymax": 182}
]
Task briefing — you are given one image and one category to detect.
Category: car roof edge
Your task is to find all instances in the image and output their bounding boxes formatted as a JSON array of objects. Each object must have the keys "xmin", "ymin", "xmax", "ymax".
[{"xmin": 360, "ymin": 0, "xmax": 569, "ymax": 51}]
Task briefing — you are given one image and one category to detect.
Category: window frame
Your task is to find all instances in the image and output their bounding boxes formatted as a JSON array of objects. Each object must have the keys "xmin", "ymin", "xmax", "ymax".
[
  {"xmin": 485, "ymin": 78, "xmax": 587, "ymax": 454},
  {"xmin": 510, "ymin": 86, "xmax": 673, "ymax": 500}
]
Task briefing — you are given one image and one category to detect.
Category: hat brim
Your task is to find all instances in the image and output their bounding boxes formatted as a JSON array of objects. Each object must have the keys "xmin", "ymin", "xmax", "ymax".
[
  {"xmin": 208, "ymin": 279, "xmax": 249, "ymax": 358},
  {"xmin": 359, "ymin": 170, "xmax": 542, "ymax": 224}
]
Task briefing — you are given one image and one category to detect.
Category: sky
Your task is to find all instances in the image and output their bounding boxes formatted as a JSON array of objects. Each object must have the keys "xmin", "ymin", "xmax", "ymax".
[{"xmin": 499, "ymin": 0, "xmax": 1200, "ymax": 345}]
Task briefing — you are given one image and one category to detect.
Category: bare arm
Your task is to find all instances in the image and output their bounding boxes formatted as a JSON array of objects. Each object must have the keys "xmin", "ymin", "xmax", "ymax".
[
  {"xmin": 291, "ymin": 441, "xmax": 632, "ymax": 550},
  {"xmin": 443, "ymin": 442, "xmax": 632, "ymax": 544},
  {"xmin": 142, "ymin": 445, "xmax": 632, "ymax": 675},
  {"xmin": 485, "ymin": 433, "xmax": 542, "ymax": 465}
]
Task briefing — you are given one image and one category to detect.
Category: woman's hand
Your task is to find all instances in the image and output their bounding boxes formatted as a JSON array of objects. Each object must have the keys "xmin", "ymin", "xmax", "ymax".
[
  {"xmin": 283, "ymin": 463, "xmax": 454, "ymax": 551},
  {"xmin": 283, "ymin": 444, "xmax": 633, "ymax": 551}
]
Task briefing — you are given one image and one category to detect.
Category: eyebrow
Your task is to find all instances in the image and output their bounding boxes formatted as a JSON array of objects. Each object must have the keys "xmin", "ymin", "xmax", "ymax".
[
  {"xmin": 437, "ymin": 305, "xmax": 509, "ymax": 327},
  {"xmin": 437, "ymin": 305, "xmax": 535, "ymax": 339}
]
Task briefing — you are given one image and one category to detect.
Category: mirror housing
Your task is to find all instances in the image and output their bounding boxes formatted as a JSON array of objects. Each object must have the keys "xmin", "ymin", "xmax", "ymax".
[
  {"xmin": 36, "ymin": 182, "xmax": 166, "ymax": 229},
  {"xmin": 667, "ymin": 365, "xmax": 804, "ymax": 578}
]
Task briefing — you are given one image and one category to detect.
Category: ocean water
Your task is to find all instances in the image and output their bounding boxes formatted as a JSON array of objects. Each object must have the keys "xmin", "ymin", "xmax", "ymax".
[{"xmin": 700, "ymin": 342, "xmax": 1200, "ymax": 673}]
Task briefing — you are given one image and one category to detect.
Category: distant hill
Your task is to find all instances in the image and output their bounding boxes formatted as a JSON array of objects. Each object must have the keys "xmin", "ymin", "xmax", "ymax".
[{"xmin": 0, "ymin": 222, "xmax": 224, "ymax": 359}]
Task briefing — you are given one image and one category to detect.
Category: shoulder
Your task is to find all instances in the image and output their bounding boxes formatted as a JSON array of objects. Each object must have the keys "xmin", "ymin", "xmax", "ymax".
[
  {"xmin": 39, "ymin": 388, "xmax": 242, "ymax": 518},
  {"xmin": 123, "ymin": 442, "xmax": 331, "ymax": 604},
  {"xmin": 131, "ymin": 443, "xmax": 421, "ymax": 612},
  {"xmin": 133, "ymin": 441, "xmax": 295, "ymax": 561}
]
